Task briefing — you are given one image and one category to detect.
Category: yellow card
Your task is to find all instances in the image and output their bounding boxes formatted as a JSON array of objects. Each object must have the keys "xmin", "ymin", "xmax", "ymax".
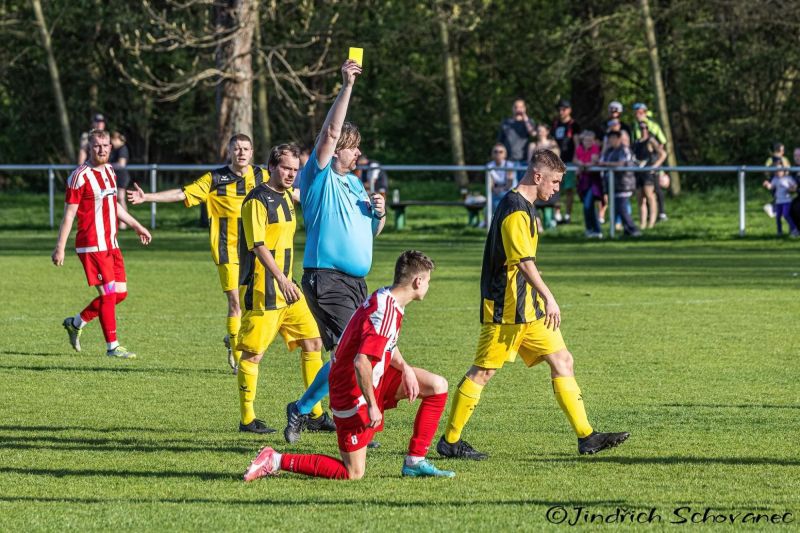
[{"xmin": 348, "ymin": 47, "xmax": 363, "ymax": 66}]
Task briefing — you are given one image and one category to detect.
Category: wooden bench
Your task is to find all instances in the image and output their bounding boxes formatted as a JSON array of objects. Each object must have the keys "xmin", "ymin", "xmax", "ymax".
[{"xmin": 389, "ymin": 200, "xmax": 486, "ymax": 230}]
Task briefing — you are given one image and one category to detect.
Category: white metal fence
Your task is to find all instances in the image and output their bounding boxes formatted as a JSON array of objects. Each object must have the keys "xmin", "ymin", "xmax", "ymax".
[{"xmin": 0, "ymin": 163, "xmax": 797, "ymax": 237}]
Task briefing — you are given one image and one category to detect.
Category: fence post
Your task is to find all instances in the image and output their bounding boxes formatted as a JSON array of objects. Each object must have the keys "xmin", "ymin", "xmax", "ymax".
[
  {"xmin": 608, "ymin": 169, "xmax": 616, "ymax": 239},
  {"xmin": 48, "ymin": 167, "xmax": 55, "ymax": 229},
  {"xmin": 150, "ymin": 165, "xmax": 157, "ymax": 229},
  {"xmin": 738, "ymin": 167, "xmax": 746, "ymax": 237},
  {"xmin": 485, "ymin": 167, "xmax": 493, "ymax": 231}
]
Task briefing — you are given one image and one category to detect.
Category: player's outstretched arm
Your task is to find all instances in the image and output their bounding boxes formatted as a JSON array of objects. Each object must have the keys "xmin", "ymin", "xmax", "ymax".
[
  {"xmin": 389, "ymin": 348, "xmax": 419, "ymax": 402},
  {"xmin": 313, "ymin": 59, "xmax": 362, "ymax": 170},
  {"xmin": 518, "ymin": 259, "xmax": 560, "ymax": 331},
  {"xmin": 127, "ymin": 182, "xmax": 186, "ymax": 205},
  {"xmin": 354, "ymin": 354, "xmax": 382, "ymax": 427},
  {"xmin": 116, "ymin": 205, "xmax": 152, "ymax": 245},
  {"xmin": 52, "ymin": 203, "xmax": 78, "ymax": 266}
]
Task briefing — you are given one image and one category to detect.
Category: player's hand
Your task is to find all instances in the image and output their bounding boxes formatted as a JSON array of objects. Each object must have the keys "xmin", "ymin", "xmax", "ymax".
[
  {"xmin": 370, "ymin": 193, "xmax": 385, "ymax": 218},
  {"xmin": 543, "ymin": 299, "xmax": 561, "ymax": 331},
  {"xmin": 278, "ymin": 276, "xmax": 301, "ymax": 304},
  {"xmin": 135, "ymin": 226, "xmax": 152, "ymax": 245},
  {"xmin": 367, "ymin": 404, "xmax": 382, "ymax": 428},
  {"xmin": 127, "ymin": 183, "xmax": 146, "ymax": 205},
  {"xmin": 401, "ymin": 366, "xmax": 419, "ymax": 402},
  {"xmin": 51, "ymin": 247, "xmax": 65, "ymax": 266},
  {"xmin": 341, "ymin": 59, "xmax": 362, "ymax": 86}
]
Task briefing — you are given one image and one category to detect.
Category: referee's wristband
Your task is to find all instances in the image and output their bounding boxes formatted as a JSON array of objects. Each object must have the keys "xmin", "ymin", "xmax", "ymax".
[{"xmin": 373, "ymin": 212, "xmax": 386, "ymax": 220}]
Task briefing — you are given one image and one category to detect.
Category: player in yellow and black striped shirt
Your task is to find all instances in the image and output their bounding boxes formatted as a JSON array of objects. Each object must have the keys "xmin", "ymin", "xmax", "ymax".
[
  {"xmin": 234, "ymin": 144, "xmax": 330, "ymax": 434},
  {"xmin": 438, "ymin": 149, "xmax": 629, "ymax": 460},
  {"xmin": 128, "ymin": 134, "xmax": 264, "ymax": 372}
]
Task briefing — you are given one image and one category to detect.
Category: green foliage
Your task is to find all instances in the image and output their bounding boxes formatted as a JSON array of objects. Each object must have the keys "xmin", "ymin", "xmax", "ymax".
[{"xmin": 1, "ymin": 0, "xmax": 800, "ymax": 177}]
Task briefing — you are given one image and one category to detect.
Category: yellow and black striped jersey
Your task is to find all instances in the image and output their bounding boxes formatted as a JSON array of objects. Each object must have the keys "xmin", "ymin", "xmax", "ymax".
[
  {"xmin": 480, "ymin": 190, "xmax": 546, "ymax": 324},
  {"xmin": 182, "ymin": 165, "xmax": 265, "ymax": 265},
  {"xmin": 239, "ymin": 182, "xmax": 297, "ymax": 311}
]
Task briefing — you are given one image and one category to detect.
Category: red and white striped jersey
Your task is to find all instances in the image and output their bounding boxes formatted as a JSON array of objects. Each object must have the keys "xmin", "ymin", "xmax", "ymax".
[
  {"xmin": 65, "ymin": 163, "xmax": 119, "ymax": 253},
  {"xmin": 329, "ymin": 287, "xmax": 405, "ymax": 419}
]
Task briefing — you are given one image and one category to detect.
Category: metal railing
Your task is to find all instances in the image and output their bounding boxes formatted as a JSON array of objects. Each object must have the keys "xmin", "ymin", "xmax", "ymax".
[{"xmin": 0, "ymin": 163, "xmax": 797, "ymax": 237}]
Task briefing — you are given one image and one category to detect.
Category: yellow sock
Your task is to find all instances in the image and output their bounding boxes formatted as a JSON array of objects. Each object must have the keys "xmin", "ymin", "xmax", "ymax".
[
  {"xmin": 552, "ymin": 376, "xmax": 593, "ymax": 438},
  {"xmin": 300, "ymin": 350, "xmax": 324, "ymax": 419},
  {"xmin": 238, "ymin": 358, "xmax": 259, "ymax": 425},
  {"xmin": 444, "ymin": 377, "xmax": 484, "ymax": 443},
  {"xmin": 227, "ymin": 316, "xmax": 241, "ymax": 366}
]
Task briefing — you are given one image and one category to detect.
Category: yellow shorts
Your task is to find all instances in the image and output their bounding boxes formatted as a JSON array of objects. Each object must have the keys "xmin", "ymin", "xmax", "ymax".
[
  {"xmin": 217, "ymin": 263, "xmax": 239, "ymax": 292},
  {"xmin": 237, "ymin": 296, "xmax": 320, "ymax": 354},
  {"xmin": 473, "ymin": 320, "xmax": 566, "ymax": 369}
]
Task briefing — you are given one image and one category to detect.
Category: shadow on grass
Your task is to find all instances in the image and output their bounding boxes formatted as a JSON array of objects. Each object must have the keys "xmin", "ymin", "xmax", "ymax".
[
  {"xmin": 525, "ymin": 456, "xmax": 800, "ymax": 467},
  {"xmin": 0, "ymin": 350, "xmax": 64, "ymax": 357},
  {"xmin": 662, "ymin": 403, "xmax": 800, "ymax": 410},
  {"xmin": 0, "ymin": 364, "xmax": 226, "ymax": 376},
  {"xmin": 0, "ymin": 494, "xmax": 629, "ymax": 508},
  {"xmin": 0, "ymin": 435, "xmax": 254, "ymax": 455},
  {"xmin": 0, "ymin": 424, "xmax": 201, "ymax": 434},
  {"xmin": 0, "ymin": 466, "xmax": 234, "ymax": 481}
]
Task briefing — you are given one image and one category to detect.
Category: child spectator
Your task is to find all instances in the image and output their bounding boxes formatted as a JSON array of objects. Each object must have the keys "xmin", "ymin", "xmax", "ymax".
[
  {"xmin": 574, "ymin": 130, "xmax": 602, "ymax": 238},
  {"xmin": 598, "ymin": 131, "xmax": 640, "ymax": 237},
  {"xmin": 529, "ymin": 124, "xmax": 560, "ymax": 229},
  {"xmin": 487, "ymin": 143, "xmax": 514, "ymax": 211},
  {"xmin": 631, "ymin": 122, "xmax": 666, "ymax": 229},
  {"xmin": 110, "ymin": 131, "xmax": 131, "ymax": 229},
  {"xmin": 791, "ymin": 148, "xmax": 800, "ymax": 231},
  {"xmin": 763, "ymin": 142, "xmax": 791, "ymax": 218},
  {"xmin": 762, "ymin": 166, "xmax": 799, "ymax": 237}
]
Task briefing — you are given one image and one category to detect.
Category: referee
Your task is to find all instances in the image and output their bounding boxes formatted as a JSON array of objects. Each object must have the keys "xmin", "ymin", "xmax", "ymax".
[{"xmin": 283, "ymin": 58, "xmax": 387, "ymax": 443}]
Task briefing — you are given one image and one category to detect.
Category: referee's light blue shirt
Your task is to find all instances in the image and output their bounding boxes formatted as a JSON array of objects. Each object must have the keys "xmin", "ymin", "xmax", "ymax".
[{"xmin": 300, "ymin": 149, "xmax": 376, "ymax": 278}]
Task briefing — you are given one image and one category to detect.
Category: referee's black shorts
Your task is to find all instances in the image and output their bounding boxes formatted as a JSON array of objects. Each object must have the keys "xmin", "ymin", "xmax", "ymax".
[{"xmin": 301, "ymin": 269, "xmax": 368, "ymax": 352}]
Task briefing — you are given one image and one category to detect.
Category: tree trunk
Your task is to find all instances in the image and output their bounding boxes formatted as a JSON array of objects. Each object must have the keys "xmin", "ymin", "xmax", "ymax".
[
  {"xmin": 31, "ymin": 0, "xmax": 74, "ymax": 161},
  {"xmin": 640, "ymin": 0, "xmax": 680, "ymax": 194},
  {"xmin": 438, "ymin": 18, "xmax": 468, "ymax": 187},
  {"xmin": 253, "ymin": 4, "xmax": 271, "ymax": 163},
  {"xmin": 215, "ymin": 0, "xmax": 255, "ymax": 161}
]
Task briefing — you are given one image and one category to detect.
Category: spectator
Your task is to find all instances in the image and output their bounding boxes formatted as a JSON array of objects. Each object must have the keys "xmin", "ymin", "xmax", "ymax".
[
  {"xmin": 77, "ymin": 113, "xmax": 106, "ymax": 165},
  {"xmin": 552, "ymin": 99, "xmax": 579, "ymax": 223},
  {"xmin": 602, "ymin": 118, "xmax": 631, "ymax": 151},
  {"xmin": 762, "ymin": 166, "xmax": 799, "ymax": 237},
  {"xmin": 355, "ymin": 154, "xmax": 389, "ymax": 195},
  {"xmin": 109, "ymin": 131, "xmax": 131, "ymax": 229},
  {"xmin": 791, "ymin": 148, "xmax": 800, "ymax": 230},
  {"xmin": 632, "ymin": 103, "xmax": 669, "ymax": 222},
  {"xmin": 486, "ymin": 143, "xmax": 514, "ymax": 211},
  {"xmin": 605, "ymin": 101, "xmax": 632, "ymax": 140},
  {"xmin": 529, "ymin": 124, "xmax": 560, "ymax": 229},
  {"xmin": 763, "ymin": 142, "xmax": 791, "ymax": 218},
  {"xmin": 598, "ymin": 130, "xmax": 640, "ymax": 237},
  {"xmin": 575, "ymin": 130, "xmax": 602, "ymax": 238},
  {"xmin": 631, "ymin": 122, "xmax": 666, "ymax": 229},
  {"xmin": 497, "ymin": 98, "xmax": 536, "ymax": 181},
  {"xmin": 299, "ymin": 146, "xmax": 312, "ymax": 168}
]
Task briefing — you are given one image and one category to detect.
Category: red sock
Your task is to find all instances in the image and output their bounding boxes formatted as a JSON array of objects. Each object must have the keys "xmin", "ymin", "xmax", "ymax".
[
  {"xmin": 79, "ymin": 292, "xmax": 127, "ymax": 323},
  {"xmin": 79, "ymin": 297, "xmax": 102, "ymax": 323},
  {"xmin": 408, "ymin": 392, "xmax": 448, "ymax": 457},
  {"xmin": 97, "ymin": 293, "xmax": 117, "ymax": 343},
  {"xmin": 280, "ymin": 453, "xmax": 349, "ymax": 480}
]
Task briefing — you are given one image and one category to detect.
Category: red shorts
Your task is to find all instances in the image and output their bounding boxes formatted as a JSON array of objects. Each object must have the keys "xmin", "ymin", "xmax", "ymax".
[
  {"xmin": 335, "ymin": 366, "xmax": 403, "ymax": 452},
  {"xmin": 78, "ymin": 249, "xmax": 126, "ymax": 286}
]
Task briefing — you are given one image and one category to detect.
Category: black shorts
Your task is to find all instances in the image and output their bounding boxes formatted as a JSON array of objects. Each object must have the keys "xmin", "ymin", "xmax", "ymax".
[
  {"xmin": 635, "ymin": 171, "xmax": 656, "ymax": 189},
  {"xmin": 301, "ymin": 269, "xmax": 368, "ymax": 351}
]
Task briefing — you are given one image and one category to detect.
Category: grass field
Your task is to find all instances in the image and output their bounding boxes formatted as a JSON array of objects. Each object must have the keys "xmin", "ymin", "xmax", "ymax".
[{"xmin": 1, "ymin": 190, "xmax": 799, "ymax": 531}]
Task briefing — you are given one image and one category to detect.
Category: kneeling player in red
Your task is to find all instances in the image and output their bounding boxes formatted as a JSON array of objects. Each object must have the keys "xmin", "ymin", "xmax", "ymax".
[{"xmin": 244, "ymin": 251, "xmax": 455, "ymax": 481}]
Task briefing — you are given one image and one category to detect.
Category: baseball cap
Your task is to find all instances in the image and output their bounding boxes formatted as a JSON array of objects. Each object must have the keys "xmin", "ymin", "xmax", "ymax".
[
  {"xmin": 632, "ymin": 103, "xmax": 647, "ymax": 111},
  {"xmin": 92, "ymin": 113, "xmax": 106, "ymax": 123},
  {"xmin": 608, "ymin": 101, "xmax": 623, "ymax": 112},
  {"xmin": 607, "ymin": 118, "xmax": 621, "ymax": 127},
  {"xmin": 555, "ymin": 98, "xmax": 571, "ymax": 109}
]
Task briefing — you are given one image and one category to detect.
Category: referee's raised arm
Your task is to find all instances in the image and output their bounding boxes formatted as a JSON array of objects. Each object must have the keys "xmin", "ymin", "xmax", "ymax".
[{"xmin": 313, "ymin": 60, "xmax": 362, "ymax": 170}]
